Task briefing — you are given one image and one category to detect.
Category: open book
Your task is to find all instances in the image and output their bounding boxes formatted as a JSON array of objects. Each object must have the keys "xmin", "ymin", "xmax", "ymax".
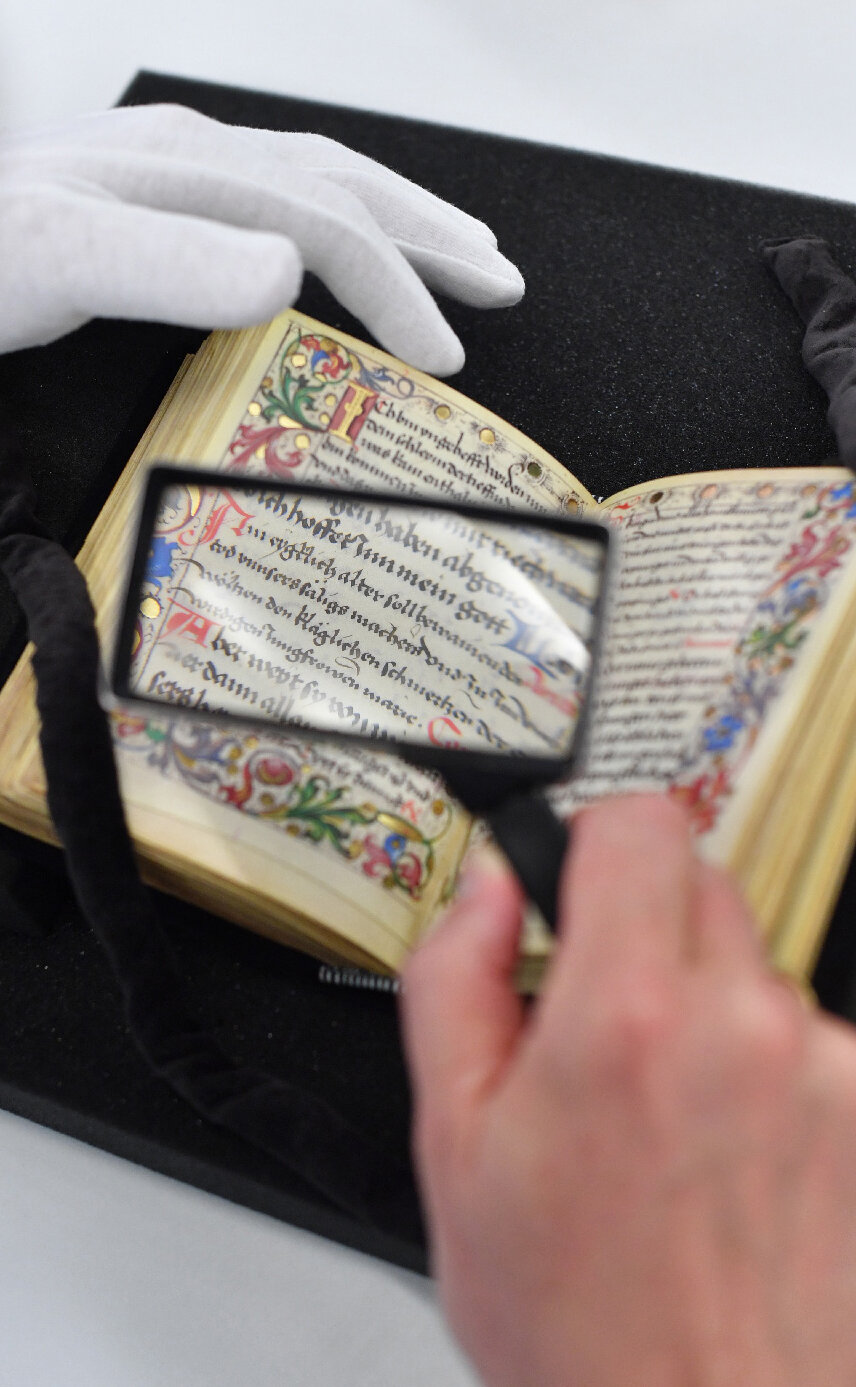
[{"xmin": 0, "ymin": 310, "xmax": 854, "ymax": 988}]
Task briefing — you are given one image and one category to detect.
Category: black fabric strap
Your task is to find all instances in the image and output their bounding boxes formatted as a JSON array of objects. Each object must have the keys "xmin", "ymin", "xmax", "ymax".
[
  {"xmin": 763, "ymin": 236, "xmax": 856, "ymax": 463},
  {"xmin": 0, "ymin": 441, "xmax": 421, "ymax": 1239},
  {"xmin": 485, "ymin": 794, "xmax": 567, "ymax": 931}
]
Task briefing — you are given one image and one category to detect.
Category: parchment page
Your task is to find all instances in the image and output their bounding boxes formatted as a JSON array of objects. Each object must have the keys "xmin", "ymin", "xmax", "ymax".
[{"xmin": 557, "ymin": 467, "xmax": 853, "ymax": 812}]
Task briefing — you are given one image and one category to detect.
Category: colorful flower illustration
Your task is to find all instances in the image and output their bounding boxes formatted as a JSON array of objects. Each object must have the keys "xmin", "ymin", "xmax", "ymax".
[
  {"xmin": 672, "ymin": 478, "xmax": 856, "ymax": 834},
  {"xmin": 669, "ymin": 767, "xmax": 731, "ymax": 835},
  {"xmin": 145, "ymin": 535, "xmax": 180, "ymax": 589},
  {"xmin": 112, "ymin": 714, "xmax": 443, "ymax": 899},
  {"xmin": 227, "ymin": 422, "xmax": 309, "ymax": 475},
  {"xmin": 300, "ymin": 335, "xmax": 349, "ymax": 379},
  {"xmin": 702, "ymin": 713, "xmax": 744, "ymax": 753},
  {"xmin": 360, "ymin": 831, "xmax": 425, "ymax": 893},
  {"xmin": 259, "ymin": 331, "xmax": 352, "ymax": 430},
  {"xmin": 113, "ymin": 712, "xmax": 149, "ymax": 739},
  {"xmin": 256, "ymin": 755, "xmax": 296, "ymax": 786},
  {"xmin": 827, "ymin": 479, "xmax": 856, "ymax": 518}
]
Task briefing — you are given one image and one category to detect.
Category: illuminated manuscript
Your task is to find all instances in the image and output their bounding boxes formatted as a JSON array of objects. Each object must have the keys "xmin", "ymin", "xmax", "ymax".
[{"xmin": 0, "ymin": 311, "xmax": 854, "ymax": 982}]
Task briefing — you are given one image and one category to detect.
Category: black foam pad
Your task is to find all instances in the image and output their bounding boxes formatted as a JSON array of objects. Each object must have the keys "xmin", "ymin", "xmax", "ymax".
[{"xmin": 0, "ymin": 70, "xmax": 855, "ymax": 1271}]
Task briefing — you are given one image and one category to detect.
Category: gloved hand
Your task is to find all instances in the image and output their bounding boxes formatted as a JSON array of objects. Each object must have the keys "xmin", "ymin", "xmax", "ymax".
[{"xmin": 0, "ymin": 103, "xmax": 524, "ymax": 375}]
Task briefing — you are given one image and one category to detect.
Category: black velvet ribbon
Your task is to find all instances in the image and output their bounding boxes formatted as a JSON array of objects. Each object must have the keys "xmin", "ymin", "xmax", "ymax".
[
  {"xmin": 0, "ymin": 439, "xmax": 421, "ymax": 1240},
  {"xmin": 763, "ymin": 236, "xmax": 856, "ymax": 462}
]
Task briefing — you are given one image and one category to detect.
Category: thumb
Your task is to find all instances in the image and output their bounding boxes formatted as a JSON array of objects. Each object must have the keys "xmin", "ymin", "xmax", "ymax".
[{"xmin": 401, "ymin": 847, "xmax": 526, "ymax": 1139}]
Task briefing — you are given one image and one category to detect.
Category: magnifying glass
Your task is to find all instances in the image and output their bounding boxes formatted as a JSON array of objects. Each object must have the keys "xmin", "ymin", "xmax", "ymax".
[{"xmin": 105, "ymin": 465, "xmax": 612, "ymax": 930}]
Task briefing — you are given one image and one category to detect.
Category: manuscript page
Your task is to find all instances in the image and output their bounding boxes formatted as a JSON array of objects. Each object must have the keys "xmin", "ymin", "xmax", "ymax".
[
  {"xmin": 0, "ymin": 311, "xmax": 593, "ymax": 971},
  {"xmin": 558, "ymin": 468, "xmax": 856, "ymax": 818}
]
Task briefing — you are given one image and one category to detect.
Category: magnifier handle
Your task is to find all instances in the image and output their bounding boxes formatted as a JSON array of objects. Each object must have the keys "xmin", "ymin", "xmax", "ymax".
[{"xmin": 484, "ymin": 792, "xmax": 568, "ymax": 933}]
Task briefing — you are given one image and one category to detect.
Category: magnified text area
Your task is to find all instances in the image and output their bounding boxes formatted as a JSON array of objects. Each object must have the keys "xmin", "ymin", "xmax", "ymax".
[{"xmin": 126, "ymin": 482, "xmax": 606, "ymax": 760}]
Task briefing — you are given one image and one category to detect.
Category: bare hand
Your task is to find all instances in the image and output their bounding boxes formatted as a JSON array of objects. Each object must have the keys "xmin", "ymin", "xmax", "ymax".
[{"xmin": 402, "ymin": 794, "xmax": 856, "ymax": 1387}]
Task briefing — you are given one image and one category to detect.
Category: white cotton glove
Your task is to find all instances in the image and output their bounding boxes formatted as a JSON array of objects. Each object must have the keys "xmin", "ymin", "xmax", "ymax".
[{"xmin": 0, "ymin": 103, "xmax": 525, "ymax": 375}]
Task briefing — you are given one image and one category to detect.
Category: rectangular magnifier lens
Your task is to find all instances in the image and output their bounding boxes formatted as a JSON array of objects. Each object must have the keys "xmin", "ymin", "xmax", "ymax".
[{"xmin": 110, "ymin": 467, "xmax": 611, "ymax": 773}]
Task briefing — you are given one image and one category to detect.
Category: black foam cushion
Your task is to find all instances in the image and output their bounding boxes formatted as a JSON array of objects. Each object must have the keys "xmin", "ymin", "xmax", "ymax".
[{"xmin": 1, "ymin": 70, "xmax": 855, "ymax": 1271}]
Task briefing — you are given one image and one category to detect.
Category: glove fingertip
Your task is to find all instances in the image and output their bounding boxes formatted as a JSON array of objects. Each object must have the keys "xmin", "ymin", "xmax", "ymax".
[
  {"xmin": 492, "ymin": 263, "xmax": 526, "ymax": 306},
  {"xmin": 420, "ymin": 333, "xmax": 465, "ymax": 378}
]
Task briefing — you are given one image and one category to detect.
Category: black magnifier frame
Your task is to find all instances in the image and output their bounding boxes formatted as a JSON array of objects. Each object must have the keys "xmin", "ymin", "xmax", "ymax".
[{"xmin": 106, "ymin": 464, "xmax": 614, "ymax": 931}]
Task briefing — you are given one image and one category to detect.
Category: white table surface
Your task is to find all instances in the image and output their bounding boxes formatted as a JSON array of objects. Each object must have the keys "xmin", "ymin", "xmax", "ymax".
[{"xmin": 2, "ymin": 3, "xmax": 856, "ymax": 1383}]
